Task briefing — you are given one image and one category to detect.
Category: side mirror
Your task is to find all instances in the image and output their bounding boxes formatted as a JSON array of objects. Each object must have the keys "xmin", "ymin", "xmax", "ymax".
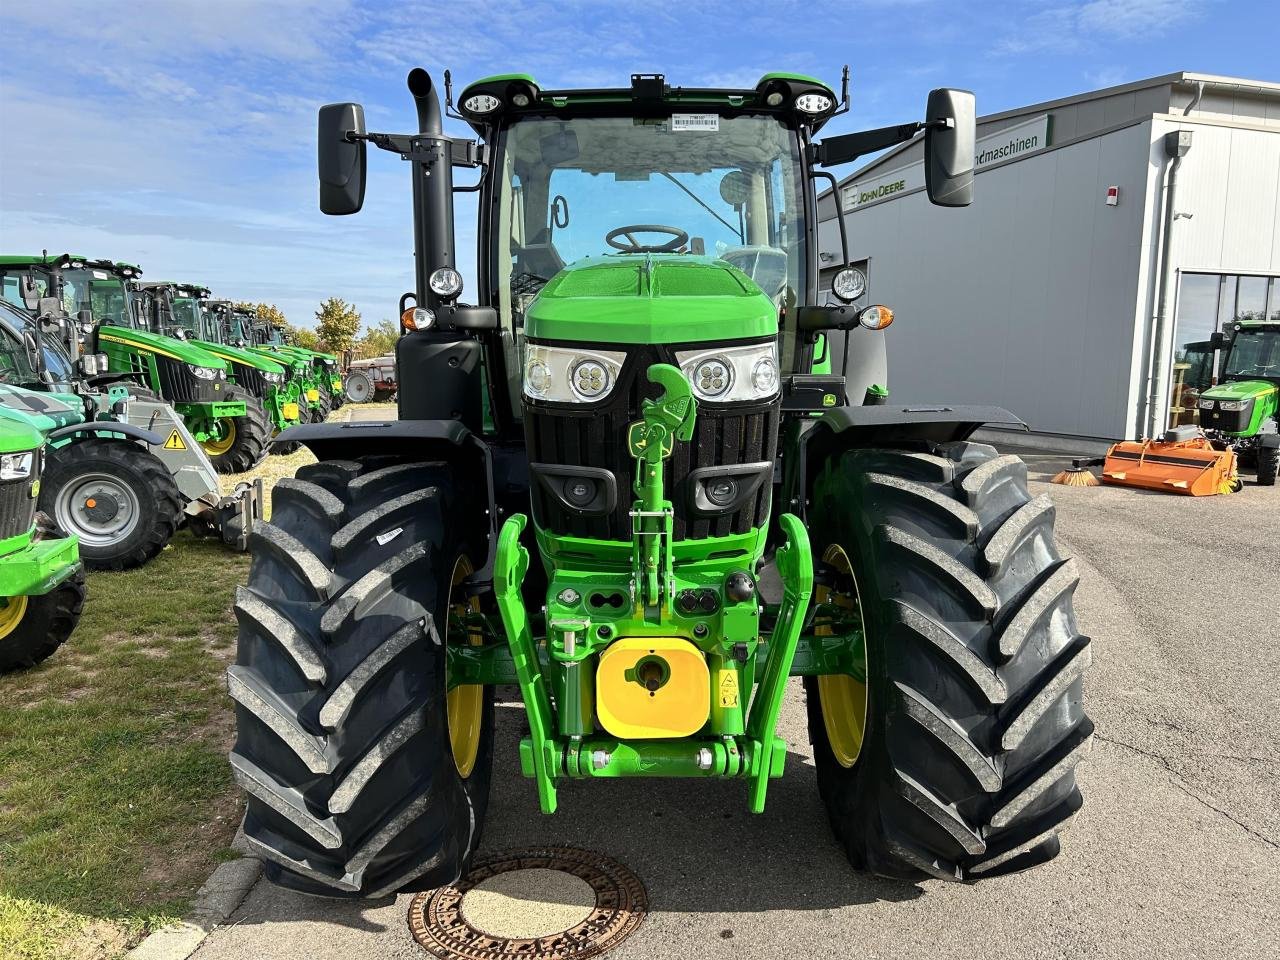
[
  {"xmin": 19, "ymin": 274, "xmax": 41, "ymax": 310},
  {"xmin": 318, "ymin": 102, "xmax": 367, "ymax": 215},
  {"xmin": 1209, "ymin": 331, "xmax": 1227, "ymax": 350},
  {"xmin": 924, "ymin": 88, "xmax": 975, "ymax": 207}
]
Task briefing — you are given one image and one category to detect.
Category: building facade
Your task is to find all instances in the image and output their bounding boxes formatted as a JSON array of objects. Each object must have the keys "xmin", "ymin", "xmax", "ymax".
[{"xmin": 818, "ymin": 72, "xmax": 1280, "ymax": 446}]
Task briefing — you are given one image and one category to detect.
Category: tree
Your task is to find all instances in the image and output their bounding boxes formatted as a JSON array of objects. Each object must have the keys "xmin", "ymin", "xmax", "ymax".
[
  {"xmin": 292, "ymin": 327, "xmax": 321, "ymax": 350},
  {"xmin": 253, "ymin": 302, "xmax": 288, "ymax": 328},
  {"xmin": 356, "ymin": 319, "xmax": 398, "ymax": 358},
  {"xmin": 314, "ymin": 297, "xmax": 361, "ymax": 354}
]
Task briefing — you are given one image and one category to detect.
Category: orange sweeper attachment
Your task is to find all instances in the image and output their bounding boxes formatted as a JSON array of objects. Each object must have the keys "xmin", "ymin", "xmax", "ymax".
[{"xmin": 1100, "ymin": 426, "xmax": 1240, "ymax": 496}]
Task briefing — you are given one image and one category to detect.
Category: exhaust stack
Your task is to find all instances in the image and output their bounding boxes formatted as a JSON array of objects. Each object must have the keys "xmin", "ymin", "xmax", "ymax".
[{"xmin": 406, "ymin": 69, "xmax": 456, "ymax": 309}]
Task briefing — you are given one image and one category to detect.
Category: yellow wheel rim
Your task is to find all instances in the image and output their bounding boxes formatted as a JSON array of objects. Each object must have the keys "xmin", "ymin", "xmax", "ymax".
[
  {"xmin": 445, "ymin": 555, "xmax": 484, "ymax": 778},
  {"xmin": 0, "ymin": 596, "xmax": 29, "ymax": 641},
  {"xmin": 815, "ymin": 545, "xmax": 869, "ymax": 768},
  {"xmin": 201, "ymin": 419, "xmax": 237, "ymax": 456}
]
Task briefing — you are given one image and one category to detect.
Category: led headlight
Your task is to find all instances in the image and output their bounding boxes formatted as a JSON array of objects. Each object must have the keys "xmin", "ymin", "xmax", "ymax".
[
  {"xmin": 263, "ymin": 370, "xmax": 284, "ymax": 383},
  {"xmin": 0, "ymin": 451, "xmax": 34, "ymax": 481},
  {"xmin": 523, "ymin": 345, "xmax": 626, "ymax": 403},
  {"xmin": 428, "ymin": 267, "xmax": 464, "ymax": 299},
  {"xmin": 1217, "ymin": 400, "xmax": 1248, "ymax": 411},
  {"xmin": 80, "ymin": 354, "xmax": 100, "ymax": 375},
  {"xmin": 795, "ymin": 92, "xmax": 834, "ymax": 115},
  {"xmin": 675, "ymin": 342, "xmax": 781, "ymax": 403},
  {"xmin": 188, "ymin": 364, "xmax": 219, "ymax": 380},
  {"xmin": 831, "ymin": 266, "xmax": 866, "ymax": 303},
  {"xmin": 462, "ymin": 93, "xmax": 501, "ymax": 114},
  {"xmin": 1198, "ymin": 398, "xmax": 1215, "ymax": 410}
]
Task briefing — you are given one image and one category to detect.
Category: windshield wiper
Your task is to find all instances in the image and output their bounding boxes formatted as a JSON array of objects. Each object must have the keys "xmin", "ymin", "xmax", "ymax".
[{"xmin": 660, "ymin": 173, "xmax": 743, "ymax": 243}]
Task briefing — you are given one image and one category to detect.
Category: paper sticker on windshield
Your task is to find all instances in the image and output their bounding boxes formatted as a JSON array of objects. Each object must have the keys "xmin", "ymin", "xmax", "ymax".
[{"xmin": 671, "ymin": 114, "xmax": 719, "ymax": 132}]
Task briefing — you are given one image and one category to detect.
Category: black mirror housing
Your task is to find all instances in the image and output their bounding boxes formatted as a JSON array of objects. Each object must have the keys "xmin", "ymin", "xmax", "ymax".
[
  {"xmin": 797, "ymin": 304, "xmax": 859, "ymax": 332},
  {"xmin": 444, "ymin": 304, "xmax": 499, "ymax": 331},
  {"xmin": 318, "ymin": 102, "xmax": 367, "ymax": 215},
  {"xmin": 924, "ymin": 88, "xmax": 975, "ymax": 207}
]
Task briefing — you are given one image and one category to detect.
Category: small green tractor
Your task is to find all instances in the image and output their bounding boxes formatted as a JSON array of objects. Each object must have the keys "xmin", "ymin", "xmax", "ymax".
[
  {"xmin": 139, "ymin": 282, "xmax": 305, "ymax": 443},
  {"xmin": 0, "ymin": 295, "xmax": 261, "ymax": 563},
  {"xmin": 247, "ymin": 313, "xmax": 344, "ymax": 415},
  {"xmin": 230, "ymin": 69, "xmax": 1092, "ymax": 897},
  {"xmin": 1194, "ymin": 318, "xmax": 1279, "ymax": 485},
  {"xmin": 0, "ymin": 255, "xmax": 269, "ymax": 474},
  {"xmin": 0, "ymin": 417, "xmax": 83, "ymax": 672}
]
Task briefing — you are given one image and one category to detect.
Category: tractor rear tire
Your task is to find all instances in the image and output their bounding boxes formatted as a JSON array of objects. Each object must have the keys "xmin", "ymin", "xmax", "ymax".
[
  {"xmin": 0, "ymin": 571, "xmax": 86, "ymax": 672},
  {"xmin": 230, "ymin": 457, "xmax": 494, "ymax": 897},
  {"xmin": 1257, "ymin": 442, "xmax": 1278, "ymax": 486},
  {"xmin": 344, "ymin": 371, "xmax": 373, "ymax": 403},
  {"xmin": 204, "ymin": 385, "xmax": 270, "ymax": 475},
  {"xmin": 40, "ymin": 439, "xmax": 183, "ymax": 571},
  {"xmin": 804, "ymin": 441, "xmax": 1092, "ymax": 881}
]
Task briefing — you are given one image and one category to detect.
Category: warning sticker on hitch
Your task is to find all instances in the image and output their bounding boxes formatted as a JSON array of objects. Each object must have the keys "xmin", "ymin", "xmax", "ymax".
[
  {"xmin": 718, "ymin": 668, "xmax": 739, "ymax": 707},
  {"xmin": 163, "ymin": 429, "xmax": 187, "ymax": 451},
  {"xmin": 671, "ymin": 113, "xmax": 719, "ymax": 132}
]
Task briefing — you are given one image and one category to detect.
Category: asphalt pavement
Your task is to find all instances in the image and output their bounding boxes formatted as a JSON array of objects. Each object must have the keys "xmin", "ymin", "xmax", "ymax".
[{"xmin": 195, "ymin": 457, "xmax": 1280, "ymax": 960}]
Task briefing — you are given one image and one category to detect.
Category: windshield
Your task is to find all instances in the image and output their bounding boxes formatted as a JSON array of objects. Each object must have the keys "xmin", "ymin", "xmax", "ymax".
[
  {"xmin": 0, "ymin": 304, "xmax": 39, "ymax": 384},
  {"xmin": 1224, "ymin": 329, "xmax": 1279, "ymax": 379},
  {"xmin": 493, "ymin": 113, "xmax": 807, "ymax": 415},
  {"xmin": 58, "ymin": 268, "xmax": 140, "ymax": 328},
  {"xmin": 171, "ymin": 296, "xmax": 206, "ymax": 338}
]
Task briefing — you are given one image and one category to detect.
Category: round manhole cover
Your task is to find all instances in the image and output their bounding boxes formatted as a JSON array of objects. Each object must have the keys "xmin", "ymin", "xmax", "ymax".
[{"xmin": 408, "ymin": 846, "xmax": 648, "ymax": 960}]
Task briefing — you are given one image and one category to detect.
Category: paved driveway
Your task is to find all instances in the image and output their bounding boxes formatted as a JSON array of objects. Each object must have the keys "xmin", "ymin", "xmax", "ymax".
[{"xmin": 196, "ymin": 462, "xmax": 1280, "ymax": 960}]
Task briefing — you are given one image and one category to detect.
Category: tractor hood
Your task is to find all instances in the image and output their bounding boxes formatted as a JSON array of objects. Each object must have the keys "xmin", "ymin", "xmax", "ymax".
[
  {"xmin": 190, "ymin": 340, "xmax": 287, "ymax": 374},
  {"xmin": 251, "ymin": 346, "xmax": 311, "ymax": 372},
  {"xmin": 0, "ymin": 411, "xmax": 45, "ymax": 454},
  {"xmin": 96, "ymin": 325, "xmax": 230, "ymax": 371},
  {"xmin": 524, "ymin": 255, "xmax": 776, "ymax": 345},
  {"xmin": 1200, "ymin": 379, "xmax": 1279, "ymax": 402},
  {"xmin": 0, "ymin": 384, "xmax": 83, "ymax": 433}
]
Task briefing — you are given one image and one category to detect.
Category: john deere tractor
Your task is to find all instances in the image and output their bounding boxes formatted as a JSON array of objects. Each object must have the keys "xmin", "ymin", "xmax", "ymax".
[
  {"xmin": 0, "ymin": 417, "xmax": 84, "ymax": 672},
  {"xmin": 140, "ymin": 282, "xmax": 304, "ymax": 443},
  {"xmin": 230, "ymin": 69, "xmax": 1092, "ymax": 898},
  {"xmin": 248, "ymin": 314, "xmax": 344, "ymax": 414},
  {"xmin": 1196, "ymin": 318, "xmax": 1279, "ymax": 485},
  {"xmin": 0, "ymin": 255, "xmax": 268, "ymax": 473}
]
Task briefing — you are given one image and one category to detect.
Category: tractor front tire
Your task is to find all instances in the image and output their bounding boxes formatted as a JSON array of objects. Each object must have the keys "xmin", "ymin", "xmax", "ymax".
[
  {"xmin": 1256, "ymin": 442, "xmax": 1278, "ymax": 486},
  {"xmin": 230, "ymin": 457, "xmax": 494, "ymax": 897},
  {"xmin": 805, "ymin": 442, "xmax": 1092, "ymax": 881},
  {"xmin": 204, "ymin": 385, "xmax": 270, "ymax": 474},
  {"xmin": 0, "ymin": 572, "xmax": 86, "ymax": 672},
  {"xmin": 40, "ymin": 439, "xmax": 183, "ymax": 571}
]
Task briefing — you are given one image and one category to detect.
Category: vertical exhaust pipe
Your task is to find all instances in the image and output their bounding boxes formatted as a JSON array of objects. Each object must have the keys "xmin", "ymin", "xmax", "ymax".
[{"xmin": 405, "ymin": 69, "xmax": 456, "ymax": 308}]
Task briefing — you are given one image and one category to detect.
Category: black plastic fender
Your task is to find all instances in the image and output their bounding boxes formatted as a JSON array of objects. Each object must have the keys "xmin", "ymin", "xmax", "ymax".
[{"xmin": 45, "ymin": 421, "xmax": 165, "ymax": 446}]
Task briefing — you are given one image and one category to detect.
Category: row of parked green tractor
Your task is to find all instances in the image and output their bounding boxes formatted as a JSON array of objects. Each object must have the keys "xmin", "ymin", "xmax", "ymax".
[{"xmin": 0, "ymin": 253, "xmax": 339, "ymax": 671}]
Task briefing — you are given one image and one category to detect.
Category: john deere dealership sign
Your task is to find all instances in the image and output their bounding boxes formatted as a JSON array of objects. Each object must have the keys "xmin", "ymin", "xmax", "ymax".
[{"xmin": 841, "ymin": 114, "xmax": 1052, "ymax": 211}]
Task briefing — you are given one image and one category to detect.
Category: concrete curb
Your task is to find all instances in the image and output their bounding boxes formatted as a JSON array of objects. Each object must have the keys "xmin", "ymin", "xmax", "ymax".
[{"xmin": 125, "ymin": 855, "xmax": 262, "ymax": 960}]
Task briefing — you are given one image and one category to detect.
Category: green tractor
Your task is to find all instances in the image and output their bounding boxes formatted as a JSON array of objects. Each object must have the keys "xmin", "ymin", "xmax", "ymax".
[
  {"xmin": 212, "ymin": 303, "xmax": 330, "ymax": 423},
  {"xmin": 0, "ymin": 417, "xmax": 84, "ymax": 672},
  {"xmin": 0, "ymin": 255, "xmax": 268, "ymax": 474},
  {"xmin": 139, "ymin": 282, "xmax": 305, "ymax": 444},
  {"xmin": 229, "ymin": 69, "xmax": 1092, "ymax": 898},
  {"xmin": 1195, "ymin": 318, "xmax": 1279, "ymax": 485},
  {"xmin": 248, "ymin": 313, "xmax": 344, "ymax": 414}
]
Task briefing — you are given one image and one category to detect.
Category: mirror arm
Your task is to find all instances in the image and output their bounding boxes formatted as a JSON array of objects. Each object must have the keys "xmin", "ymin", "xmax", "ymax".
[
  {"xmin": 811, "ymin": 121, "xmax": 924, "ymax": 168},
  {"xmin": 354, "ymin": 131, "xmax": 485, "ymax": 168}
]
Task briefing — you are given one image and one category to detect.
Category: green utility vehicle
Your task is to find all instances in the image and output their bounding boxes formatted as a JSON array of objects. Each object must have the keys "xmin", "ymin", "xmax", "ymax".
[
  {"xmin": 0, "ymin": 418, "xmax": 84, "ymax": 672},
  {"xmin": 248, "ymin": 314, "xmax": 344, "ymax": 413},
  {"xmin": 0, "ymin": 255, "xmax": 268, "ymax": 473},
  {"xmin": 230, "ymin": 69, "xmax": 1092, "ymax": 898},
  {"xmin": 140, "ymin": 282, "xmax": 302, "ymax": 441},
  {"xmin": 1195, "ymin": 318, "xmax": 1279, "ymax": 485}
]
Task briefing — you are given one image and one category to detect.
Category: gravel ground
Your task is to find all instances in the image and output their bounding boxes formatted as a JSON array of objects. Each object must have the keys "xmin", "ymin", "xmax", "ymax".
[{"xmin": 194, "ymin": 456, "xmax": 1280, "ymax": 960}]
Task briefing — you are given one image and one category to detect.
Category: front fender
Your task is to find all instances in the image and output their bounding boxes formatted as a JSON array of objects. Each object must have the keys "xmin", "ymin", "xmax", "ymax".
[{"xmin": 46, "ymin": 421, "xmax": 165, "ymax": 446}]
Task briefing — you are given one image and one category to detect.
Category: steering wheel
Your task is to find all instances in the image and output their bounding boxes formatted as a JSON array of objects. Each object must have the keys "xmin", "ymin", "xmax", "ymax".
[{"xmin": 605, "ymin": 224, "xmax": 689, "ymax": 253}]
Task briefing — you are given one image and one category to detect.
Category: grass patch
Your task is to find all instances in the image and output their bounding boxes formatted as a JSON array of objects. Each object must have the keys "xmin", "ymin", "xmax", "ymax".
[{"xmin": 0, "ymin": 533, "xmax": 248, "ymax": 959}]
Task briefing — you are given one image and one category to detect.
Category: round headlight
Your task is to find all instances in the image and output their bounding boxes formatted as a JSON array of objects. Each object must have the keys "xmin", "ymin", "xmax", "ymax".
[
  {"xmin": 693, "ymin": 358, "xmax": 732, "ymax": 398},
  {"xmin": 462, "ymin": 93, "xmax": 501, "ymax": 114},
  {"xmin": 571, "ymin": 359, "xmax": 610, "ymax": 399},
  {"xmin": 428, "ymin": 267, "xmax": 463, "ymax": 299},
  {"xmin": 858, "ymin": 305, "xmax": 895, "ymax": 331},
  {"xmin": 795, "ymin": 93, "xmax": 834, "ymax": 115},
  {"xmin": 751, "ymin": 356, "xmax": 779, "ymax": 396},
  {"xmin": 705, "ymin": 477, "xmax": 739, "ymax": 507},
  {"xmin": 831, "ymin": 267, "xmax": 867, "ymax": 303},
  {"xmin": 564, "ymin": 477, "xmax": 597, "ymax": 507},
  {"xmin": 765, "ymin": 90, "xmax": 785, "ymax": 107},
  {"xmin": 511, "ymin": 91, "xmax": 532, "ymax": 107},
  {"xmin": 525, "ymin": 359, "xmax": 552, "ymax": 397}
]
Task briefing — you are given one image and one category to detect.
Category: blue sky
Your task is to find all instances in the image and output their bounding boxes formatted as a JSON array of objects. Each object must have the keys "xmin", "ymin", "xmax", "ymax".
[{"xmin": 1, "ymin": 0, "xmax": 1275, "ymax": 331}]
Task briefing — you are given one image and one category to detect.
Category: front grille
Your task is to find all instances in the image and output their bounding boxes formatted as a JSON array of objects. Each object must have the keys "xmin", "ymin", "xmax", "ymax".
[
  {"xmin": 233, "ymin": 363, "xmax": 267, "ymax": 398},
  {"xmin": 1202, "ymin": 402, "xmax": 1253, "ymax": 434},
  {"xmin": 525, "ymin": 344, "xmax": 779, "ymax": 541},
  {"xmin": 154, "ymin": 356, "xmax": 223, "ymax": 403},
  {"xmin": 0, "ymin": 455, "xmax": 39, "ymax": 542}
]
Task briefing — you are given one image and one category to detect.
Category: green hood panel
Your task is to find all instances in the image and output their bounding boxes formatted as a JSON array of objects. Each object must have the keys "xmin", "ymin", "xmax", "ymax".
[
  {"xmin": 525, "ymin": 255, "xmax": 777, "ymax": 344},
  {"xmin": 0, "ymin": 412, "xmax": 45, "ymax": 454},
  {"xmin": 1201, "ymin": 379, "xmax": 1278, "ymax": 402},
  {"xmin": 0, "ymin": 384, "xmax": 83, "ymax": 434},
  {"xmin": 191, "ymin": 340, "xmax": 286, "ymax": 374},
  {"xmin": 97, "ymin": 325, "xmax": 229, "ymax": 369}
]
